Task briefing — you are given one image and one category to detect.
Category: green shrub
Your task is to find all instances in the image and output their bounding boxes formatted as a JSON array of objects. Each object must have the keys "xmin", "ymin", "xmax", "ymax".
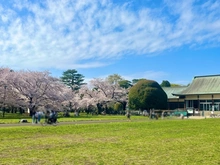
[{"xmin": 129, "ymin": 79, "xmax": 167, "ymax": 110}]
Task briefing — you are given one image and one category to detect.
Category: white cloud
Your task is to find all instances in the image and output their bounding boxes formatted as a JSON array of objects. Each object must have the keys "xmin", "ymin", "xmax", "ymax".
[{"xmin": 0, "ymin": 0, "xmax": 219, "ymax": 71}]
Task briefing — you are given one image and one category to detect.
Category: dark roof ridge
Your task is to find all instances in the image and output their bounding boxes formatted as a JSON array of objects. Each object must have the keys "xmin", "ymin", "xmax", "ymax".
[{"xmin": 194, "ymin": 74, "xmax": 220, "ymax": 79}]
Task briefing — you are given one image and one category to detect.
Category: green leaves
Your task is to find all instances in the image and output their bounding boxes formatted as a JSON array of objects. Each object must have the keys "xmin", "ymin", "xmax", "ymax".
[
  {"xmin": 160, "ymin": 80, "xmax": 171, "ymax": 87},
  {"xmin": 129, "ymin": 79, "xmax": 167, "ymax": 110},
  {"xmin": 60, "ymin": 69, "xmax": 86, "ymax": 91}
]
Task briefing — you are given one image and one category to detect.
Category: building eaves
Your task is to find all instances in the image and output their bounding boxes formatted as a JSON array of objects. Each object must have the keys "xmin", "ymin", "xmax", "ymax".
[
  {"xmin": 163, "ymin": 87, "xmax": 187, "ymax": 99},
  {"xmin": 173, "ymin": 74, "xmax": 220, "ymax": 96}
]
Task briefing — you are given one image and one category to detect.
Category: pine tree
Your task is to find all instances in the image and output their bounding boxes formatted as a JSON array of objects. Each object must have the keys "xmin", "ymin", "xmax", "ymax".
[{"xmin": 61, "ymin": 69, "xmax": 86, "ymax": 91}]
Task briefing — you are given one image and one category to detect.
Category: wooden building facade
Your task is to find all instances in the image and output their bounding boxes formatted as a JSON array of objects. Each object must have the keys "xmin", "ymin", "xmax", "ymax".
[
  {"xmin": 170, "ymin": 75, "xmax": 220, "ymax": 111},
  {"xmin": 162, "ymin": 87, "xmax": 186, "ymax": 110}
]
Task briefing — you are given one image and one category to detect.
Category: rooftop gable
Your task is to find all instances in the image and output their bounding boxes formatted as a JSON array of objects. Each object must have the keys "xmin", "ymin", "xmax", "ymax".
[
  {"xmin": 163, "ymin": 87, "xmax": 187, "ymax": 98},
  {"xmin": 174, "ymin": 74, "xmax": 220, "ymax": 95}
]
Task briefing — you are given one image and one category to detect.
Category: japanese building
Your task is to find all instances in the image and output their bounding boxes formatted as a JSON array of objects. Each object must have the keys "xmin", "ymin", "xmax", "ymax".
[
  {"xmin": 163, "ymin": 74, "xmax": 220, "ymax": 111},
  {"xmin": 162, "ymin": 87, "xmax": 187, "ymax": 110}
]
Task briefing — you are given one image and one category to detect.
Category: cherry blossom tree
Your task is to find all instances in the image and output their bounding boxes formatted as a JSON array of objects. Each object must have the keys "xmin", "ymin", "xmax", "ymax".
[
  {"xmin": 60, "ymin": 87, "xmax": 80, "ymax": 116},
  {"xmin": 78, "ymin": 85, "xmax": 101, "ymax": 114},
  {"xmin": 0, "ymin": 68, "xmax": 129, "ymax": 116},
  {"xmin": 78, "ymin": 78, "xmax": 128, "ymax": 114},
  {"xmin": 0, "ymin": 68, "xmax": 14, "ymax": 116},
  {"xmin": 7, "ymin": 70, "xmax": 67, "ymax": 116}
]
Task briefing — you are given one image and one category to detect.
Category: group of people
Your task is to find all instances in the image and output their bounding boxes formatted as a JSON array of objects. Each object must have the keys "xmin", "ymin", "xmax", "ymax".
[
  {"xmin": 32, "ymin": 111, "xmax": 44, "ymax": 124},
  {"xmin": 32, "ymin": 110, "xmax": 57, "ymax": 124},
  {"xmin": 45, "ymin": 110, "xmax": 58, "ymax": 124}
]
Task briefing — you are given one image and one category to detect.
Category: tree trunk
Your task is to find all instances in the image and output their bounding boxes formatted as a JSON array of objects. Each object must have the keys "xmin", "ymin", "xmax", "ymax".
[{"xmin": 96, "ymin": 103, "xmax": 103, "ymax": 114}]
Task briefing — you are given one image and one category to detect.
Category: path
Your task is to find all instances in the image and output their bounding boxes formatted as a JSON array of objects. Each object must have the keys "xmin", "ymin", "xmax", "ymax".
[
  {"xmin": 0, "ymin": 119, "xmax": 140, "ymax": 127},
  {"xmin": 0, "ymin": 116, "xmax": 209, "ymax": 127}
]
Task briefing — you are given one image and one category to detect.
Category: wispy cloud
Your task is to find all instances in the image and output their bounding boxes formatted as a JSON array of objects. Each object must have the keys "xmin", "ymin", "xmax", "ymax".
[{"xmin": 0, "ymin": 0, "xmax": 219, "ymax": 71}]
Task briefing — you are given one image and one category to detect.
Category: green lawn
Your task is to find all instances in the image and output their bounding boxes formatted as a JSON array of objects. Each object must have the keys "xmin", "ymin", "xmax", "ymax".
[
  {"xmin": 0, "ymin": 118, "xmax": 220, "ymax": 165},
  {"xmin": 0, "ymin": 113, "xmax": 148, "ymax": 124}
]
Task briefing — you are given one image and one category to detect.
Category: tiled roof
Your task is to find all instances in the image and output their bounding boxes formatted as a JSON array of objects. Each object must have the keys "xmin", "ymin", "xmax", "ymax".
[
  {"xmin": 162, "ymin": 87, "xmax": 187, "ymax": 98},
  {"xmin": 173, "ymin": 74, "xmax": 220, "ymax": 95}
]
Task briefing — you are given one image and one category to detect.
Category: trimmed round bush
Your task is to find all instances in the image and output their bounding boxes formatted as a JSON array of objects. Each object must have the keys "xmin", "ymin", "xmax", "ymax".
[{"xmin": 129, "ymin": 79, "xmax": 167, "ymax": 110}]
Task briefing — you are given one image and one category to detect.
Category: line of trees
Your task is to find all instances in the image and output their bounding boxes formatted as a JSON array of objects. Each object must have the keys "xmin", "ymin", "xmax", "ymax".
[
  {"xmin": 0, "ymin": 67, "xmax": 182, "ymax": 116},
  {"xmin": 0, "ymin": 69, "xmax": 129, "ymax": 116},
  {"xmin": 0, "ymin": 68, "xmax": 71, "ymax": 117}
]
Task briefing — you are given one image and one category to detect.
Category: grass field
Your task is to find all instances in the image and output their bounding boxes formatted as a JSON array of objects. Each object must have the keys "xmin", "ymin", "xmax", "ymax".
[
  {"xmin": 0, "ymin": 113, "xmax": 148, "ymax": 124},
  {"xmin": 0, "ymin": 118, "xmax": 220, "ymax": 165}
]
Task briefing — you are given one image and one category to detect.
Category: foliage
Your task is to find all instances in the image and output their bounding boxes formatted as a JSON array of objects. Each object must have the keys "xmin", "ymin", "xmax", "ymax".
[
  {"xmin": 0, "ymin": 69, "xmax": 68, "ymax": 116},
  {"xmin": 0, "ymin": 119, "xmax": 220, "ymax": 164},
  {"xmin": 106, "ymin": 74, "xmax": 123, "ymax": 84},
  {"xmin": 79, "ymin": 78, "xmax": 128, "ymax": 114},
  {"xmin": 60, "ymin": 69, "xmax": 86, "ymax": 91},
  {"xmin": 160, "ymin": 80, "xmax": 171, "ymax": 87},
  {"xmin": 0, "ymin": 68, "xmax": 80, "ymax": 115},
  {"xmin": 171, "ymin": 83, "xmax": 182, "ymax": 87},
  {"xmin": 129, "ymin": 79, "xmax": 167, "ymax": 110},
  {"xmin": 131, "ymin": 79, "xmax": 141, "ymax": 84},
  {"xmin": 114, "ymin": 102, "xmax": 123, "ymax": 112},
  {"xmin": 118, "ymin": 80, "xmax": 132, "ymax": 89}
]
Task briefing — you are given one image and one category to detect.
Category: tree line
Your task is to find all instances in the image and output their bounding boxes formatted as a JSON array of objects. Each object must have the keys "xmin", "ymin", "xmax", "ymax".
[{"xmin": 0, "ymin": 68, "xmax": 182, "ymax": 117}]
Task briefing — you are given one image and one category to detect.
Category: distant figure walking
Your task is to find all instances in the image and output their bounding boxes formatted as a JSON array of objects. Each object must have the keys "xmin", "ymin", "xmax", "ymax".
[
  {"xmin": 32, "ymin": 111, "xmax": 38, "ymax": 124},
  {"xmin": 211, "ymin": 110, "xmax": 214, "ymax": 118},
  {"xmin": 143, "ymin": 110, "xmax": 148, "ymax": 116},
  {"xmin": 126, "ymin": 111, "xmax": 131, "ymax": 121}
]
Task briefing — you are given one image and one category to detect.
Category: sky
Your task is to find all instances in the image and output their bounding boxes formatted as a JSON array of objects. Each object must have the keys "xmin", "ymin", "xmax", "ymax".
[{"xmin": 0, "ymin": 0, "xmax": 220, "ymax": 85}]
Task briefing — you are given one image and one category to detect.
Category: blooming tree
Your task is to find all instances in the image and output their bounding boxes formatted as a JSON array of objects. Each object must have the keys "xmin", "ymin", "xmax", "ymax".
[
  {"xmin": 0, "ymin": 68, "xmax": 15, "ymax": 116},
  {"xmin": 7, "ymin": 70, "xmax": 67, "ymax": 115},
  {"xmin": 0, "ymin": 68, "xmax": 129, "ymax": 116},
  {"xmin": 78, "ymin": 78, "xmax": 128, "ymax": 114}
]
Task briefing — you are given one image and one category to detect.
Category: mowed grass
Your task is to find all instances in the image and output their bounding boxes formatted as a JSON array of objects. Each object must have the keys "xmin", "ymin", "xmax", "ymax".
[
  {"xmin": 0, "ymin": 114, "xmax": 147, "ymax": 124},
  {"xmin": 0, "ymin": 119, "xmax": 220, "ymax": 165}
]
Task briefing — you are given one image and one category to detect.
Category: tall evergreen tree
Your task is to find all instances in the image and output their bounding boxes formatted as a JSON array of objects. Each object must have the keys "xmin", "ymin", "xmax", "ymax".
[
  {"xmin": 61, "ymin": 69, "xmax": 86, "ymax": 91},
  {"xmin": 118, "ymin": 80, "xmax": 132, "ymax": 89},
  {"xmin": 160, "ymin": 80, "xmax": 171, "ymax": 87},
  {"xmin": 106, "ymin": 74, "xmax": 123, "ymax": 84},
  {"xmin": 132, "ymin": 79, "xmax": 144, "ymax": 85}
]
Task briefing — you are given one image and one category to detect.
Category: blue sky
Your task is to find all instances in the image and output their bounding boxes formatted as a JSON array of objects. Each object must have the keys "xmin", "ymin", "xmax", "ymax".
[{"xmin": 0, "ymin": 0, "xmax": 220, "ymax": 85}]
